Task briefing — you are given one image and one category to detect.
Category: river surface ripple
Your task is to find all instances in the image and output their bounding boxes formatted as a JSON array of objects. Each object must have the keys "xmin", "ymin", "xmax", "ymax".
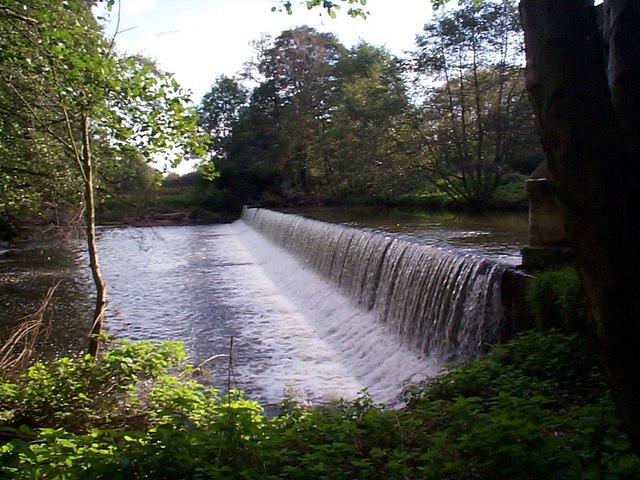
[
  {"xmin": 98, "ymin": 222, "xmax": 436, "ymax": 409},
  {"xmin": 2, "ymin": 211, "xmax": 526, "ymax": 410}
]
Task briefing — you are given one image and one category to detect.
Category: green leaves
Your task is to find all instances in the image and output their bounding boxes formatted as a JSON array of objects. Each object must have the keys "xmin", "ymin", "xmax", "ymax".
[
  {"xmin": 305, "ymin": 0, "xmax": 368, "ymax": 18},
  {"xmin": 526, "ymin": 267, "xmax": 589, "ymax": 331},
  {"xmin": 272, "ymin": 0, "xmax": 368, "ymax": 18},
  {"xmin": 1, "ymin": 1, "xmax": 210, "ymax": 356},
  {"xmin": 2, "ymin": 331, "xmax": 638, "ymax": 479},
  {"xmin": 0, "ymin": 0, "xmax": 209, "ymax": 221},
  {"xmin": 0, "ymin": 340, "xmax": 187, "ymax": 434},
  {"xmin": 409, "ymin": 0, "xmax": 537, "ymax": 209}
]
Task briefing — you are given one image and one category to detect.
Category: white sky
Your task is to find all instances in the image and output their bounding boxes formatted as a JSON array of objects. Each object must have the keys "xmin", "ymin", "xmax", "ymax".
[{"xmin": 101, "ymin": 0, "xmax": 434, "ymax": 103}]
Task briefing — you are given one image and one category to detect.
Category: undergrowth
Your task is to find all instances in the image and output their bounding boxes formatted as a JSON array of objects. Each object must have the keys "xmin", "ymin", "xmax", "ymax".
[
  {"xmin": 1, "ymin": 330, "xmax": 639, "ymax": 479},
  {"xmin": 526, "ymin": 267, "xmax": 589, "ymax": 330}
]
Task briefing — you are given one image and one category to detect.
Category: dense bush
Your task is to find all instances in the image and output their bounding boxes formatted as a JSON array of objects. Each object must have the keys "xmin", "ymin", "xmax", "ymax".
[
  {"xmin": 526, "ymin": 267, "xmax": 590, "ymax": 330},
  {"xmin": 489, "ymin": 173, "xmax": 529, "ymax": 209},
  {"xmin": 1, "ymin": 331, "xmax": 638, "ymax": 479}
]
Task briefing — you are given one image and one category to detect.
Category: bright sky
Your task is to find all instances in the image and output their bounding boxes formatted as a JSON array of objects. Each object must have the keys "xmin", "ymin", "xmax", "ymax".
[{"xmin": 101, "ymin": 0, "xmax": 434, "ymax": 103}]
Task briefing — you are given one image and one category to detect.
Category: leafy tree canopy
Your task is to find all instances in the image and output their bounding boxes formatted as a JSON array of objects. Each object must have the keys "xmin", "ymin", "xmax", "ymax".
[{"xmin": 0, "ymin": 0, "xmax": 208, "ymax": 354}]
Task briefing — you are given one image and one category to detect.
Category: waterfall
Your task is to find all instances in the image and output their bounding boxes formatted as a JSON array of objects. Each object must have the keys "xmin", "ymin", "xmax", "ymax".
[{"xmin": 242, "ymin": 207, "xmax": 515, "ymax": 361}]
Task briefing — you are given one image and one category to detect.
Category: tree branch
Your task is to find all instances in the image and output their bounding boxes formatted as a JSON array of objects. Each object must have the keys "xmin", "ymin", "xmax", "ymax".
[
  {"xmin": 1, "ymin": 73, "xmax": 75, "ymax": 154},
  {"xmin": 0, "ymin": 5, "xmax": 38, "ymax": 24}
]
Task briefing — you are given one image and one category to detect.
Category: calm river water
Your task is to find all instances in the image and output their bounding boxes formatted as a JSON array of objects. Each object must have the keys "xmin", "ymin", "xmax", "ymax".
[{"xmin": 0, "ymin": 208, "xmax": 528, "ymax": 408}]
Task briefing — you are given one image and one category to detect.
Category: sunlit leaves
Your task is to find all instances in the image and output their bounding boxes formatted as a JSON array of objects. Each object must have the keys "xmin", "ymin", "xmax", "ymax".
[
  {"xmin": 231, "ymin": 27, "xmax": 347, "ymax": 196},
  {"xmin": 327, "ymin": 43, "xmax": 417, "ymax": 199},
  {"xmin": 1, "ymin": 0, "xmax": 208, "ymax": 351},
  {"xmin": 100, "ymin": 55, "xmax": 207, "ymax": 169},
  {"xmin": 273, "ymin": 0, "xmax": 368, "ymax": 18},
  {"xmin": 1, "ymin": 332, "xmax": 639, "ymax": 478},
  {"xmin": 0, "ymin": 0, "xmax": 208, "ymax": 220}
]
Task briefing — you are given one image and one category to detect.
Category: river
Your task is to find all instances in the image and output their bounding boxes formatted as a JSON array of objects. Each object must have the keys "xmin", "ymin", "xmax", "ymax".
[{"xmin": 0, "ymin": 208, "xmax": 528, "ymax": 408}]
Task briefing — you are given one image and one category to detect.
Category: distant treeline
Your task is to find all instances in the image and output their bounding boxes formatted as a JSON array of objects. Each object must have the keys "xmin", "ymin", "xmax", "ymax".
[
  {"xmin": 0, "ymin": 0, "xmax": 540, "ymax": 238},
  {"xmin": 195, "ymin": 0, "xmax": 541, "ymax": 210}
]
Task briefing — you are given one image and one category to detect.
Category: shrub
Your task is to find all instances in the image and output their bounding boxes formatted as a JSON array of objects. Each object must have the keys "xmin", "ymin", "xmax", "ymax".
[
  {"xmin": 490, "ymin": 173, "xmax": 528, "ymax": 209},
  {"xmin": 526, "ymin": 267, "xmax": 589, "ymax": 330},
  {"xmin": 1, "ymin": 331, "xmax": 639, "ymax": 479}
]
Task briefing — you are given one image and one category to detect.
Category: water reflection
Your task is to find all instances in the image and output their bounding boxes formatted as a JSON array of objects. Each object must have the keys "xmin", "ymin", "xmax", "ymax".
[
  {"xmin": 96, "ymin": 224, "xmax": 427, "ymax": 406},
  {"xmin": 0, "ymin": 241, "xmax": 92, "ymax": 360},
  {"xmin": 97, "ymin": 226, "xmax": 253, "ymax": 365}
]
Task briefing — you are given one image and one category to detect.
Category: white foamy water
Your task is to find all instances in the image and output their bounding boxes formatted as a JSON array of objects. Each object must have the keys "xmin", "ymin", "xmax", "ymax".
[
  {"xmin": 229, "ymin": 221, "xmax": 438, "ymax": 405},
  {"xmin": 98, "ymin": 222, "xmax": 436, "ymax": 409},
  {"xmin": 242, "ymin": 208, "xmax": 509, "ymax": 361}
]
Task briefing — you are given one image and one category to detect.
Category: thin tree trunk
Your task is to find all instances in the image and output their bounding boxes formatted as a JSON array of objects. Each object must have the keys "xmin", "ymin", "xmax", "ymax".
[
  {"xmin": 81, "ymin": 115, "xmax": 106, "ymax": 358},
  {"xmin": 520, "ymin": 0, "xmax": 640, "ymax": 452}
]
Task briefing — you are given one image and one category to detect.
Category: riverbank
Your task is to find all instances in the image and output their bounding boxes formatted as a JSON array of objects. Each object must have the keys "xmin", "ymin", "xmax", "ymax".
[
  {"xmin": 0, "ymin": 210, "xmax": 238, "ymax": 248},
  {"xmin": 98, "ymin": 209, "xmax": 238, "ymax": 228}
]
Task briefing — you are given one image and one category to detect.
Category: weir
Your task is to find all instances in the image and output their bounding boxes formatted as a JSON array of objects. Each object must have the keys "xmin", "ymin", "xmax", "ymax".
[{"xmin": 242, "ymin": 207, "xmax": 532, "ymax": 362}]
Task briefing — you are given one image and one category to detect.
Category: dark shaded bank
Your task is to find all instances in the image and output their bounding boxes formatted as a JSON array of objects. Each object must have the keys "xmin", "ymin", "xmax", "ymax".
[
  {"xmin": 0, "ymin": 211, "xmax": 238, "ymax": 246},
  {"xmin": 98, "ymin": 209, "xmax": 238, "ymax": 228}
]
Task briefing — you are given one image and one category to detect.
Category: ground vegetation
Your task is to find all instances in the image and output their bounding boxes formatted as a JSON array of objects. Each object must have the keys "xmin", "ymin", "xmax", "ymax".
[{"xmin": 1, "ymin": 329, "xmax": 638, "ymax": 479}]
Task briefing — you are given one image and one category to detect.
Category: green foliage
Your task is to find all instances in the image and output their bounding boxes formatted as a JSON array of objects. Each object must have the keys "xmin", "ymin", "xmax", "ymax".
[
  {"xmin": 326, "ymin": 42, "xmax": 419, "ymax": 201},
  {"xmin": 526, "ymin": 267, "xmax": 589, "ymax": 330},
  {"xmin": 156, "ymin": 172, "xmax": 243, "ymax": 214},
  {"xmin": 1, "ymin": 0, "xmax": 210, "ymax": 353},
  {"xmin": 397, "ymin": 174, "xmax": 528, "ymax": 211},
  {"xmin": 2, "ymin": 331, "xmax": 639, "ymax": 479},
  {"xmin": 214, "ymin": 31, "xmax": 422, "ymax": 205},
  {"xmin": 489, "ymin": 173, "xmax": 528, "ymax": 208},
  {"xmin": 404, "ymin": 329, "xmax": 602, "ymax": 404},
  {"xmin": 274, "ymin": 0, "xmax": 368, "ymax": 19},
  {"xmin": 400, "ymin": 330, "xmax": 636, "ymax": 479},
  {"xmin": 409, "ymin": 0, "xmax": 541, "ymax": 209},
  {"xmin": 0, "ymin": 1, "xmax": 88, "ymax": 220},
  {"xmin": 205, "ymin": 2, "xmax": 536, "ymax": 210},
  {"xmin": 197, "ymin": 75, "xmax": 248, "ymax": 168},
  {"xmin": 95, "ymin": 155, "xmax": 164, "ymax": 221},
  {"xmin": 0, "ymin": 340, "xmax": 264, "ymax": 479},
  {"xmin": 0, "ymin": 340, "xmax": 186, "ymax": 432},
  {"xmin": 397, "ymin": 184, "xmax": 458, "ymax": 208},
  {"xmin": 155, "ymin": 188, "xmax": 200, "ymax": 213},
  {"xmin": 0, "ymin": 1, "xmax": 207, "ymax": 226}
]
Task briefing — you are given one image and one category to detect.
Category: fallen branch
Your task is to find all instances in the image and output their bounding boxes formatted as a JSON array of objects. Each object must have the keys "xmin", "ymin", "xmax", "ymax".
[{"xmin": 0, "ymin": 281, "xmax": 60, "ymax": 373}]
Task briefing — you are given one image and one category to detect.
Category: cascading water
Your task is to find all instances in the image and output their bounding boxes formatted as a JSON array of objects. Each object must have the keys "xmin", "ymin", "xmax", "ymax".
[
  {"xmin": 2, "ymin": 206, "xmax": 528, "ymax": 410},
  {"xmin": 242, "ymin": 207, "xmax": 509, "ymax": 361},
  {"xmin": 2, "ymin": 210, "xmax": 527, "ymax": 409}
]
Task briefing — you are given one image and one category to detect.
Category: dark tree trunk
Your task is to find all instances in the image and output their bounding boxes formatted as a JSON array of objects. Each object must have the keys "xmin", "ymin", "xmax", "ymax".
[{"xmin": 520, "ymin": 0, "xmax": 640, "ymax": 452}]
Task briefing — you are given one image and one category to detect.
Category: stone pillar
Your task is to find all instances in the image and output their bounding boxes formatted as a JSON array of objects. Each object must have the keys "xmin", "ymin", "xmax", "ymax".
[{"xmin": 521, "ymin": 161, "xmax": 572, "ymax": 270}]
